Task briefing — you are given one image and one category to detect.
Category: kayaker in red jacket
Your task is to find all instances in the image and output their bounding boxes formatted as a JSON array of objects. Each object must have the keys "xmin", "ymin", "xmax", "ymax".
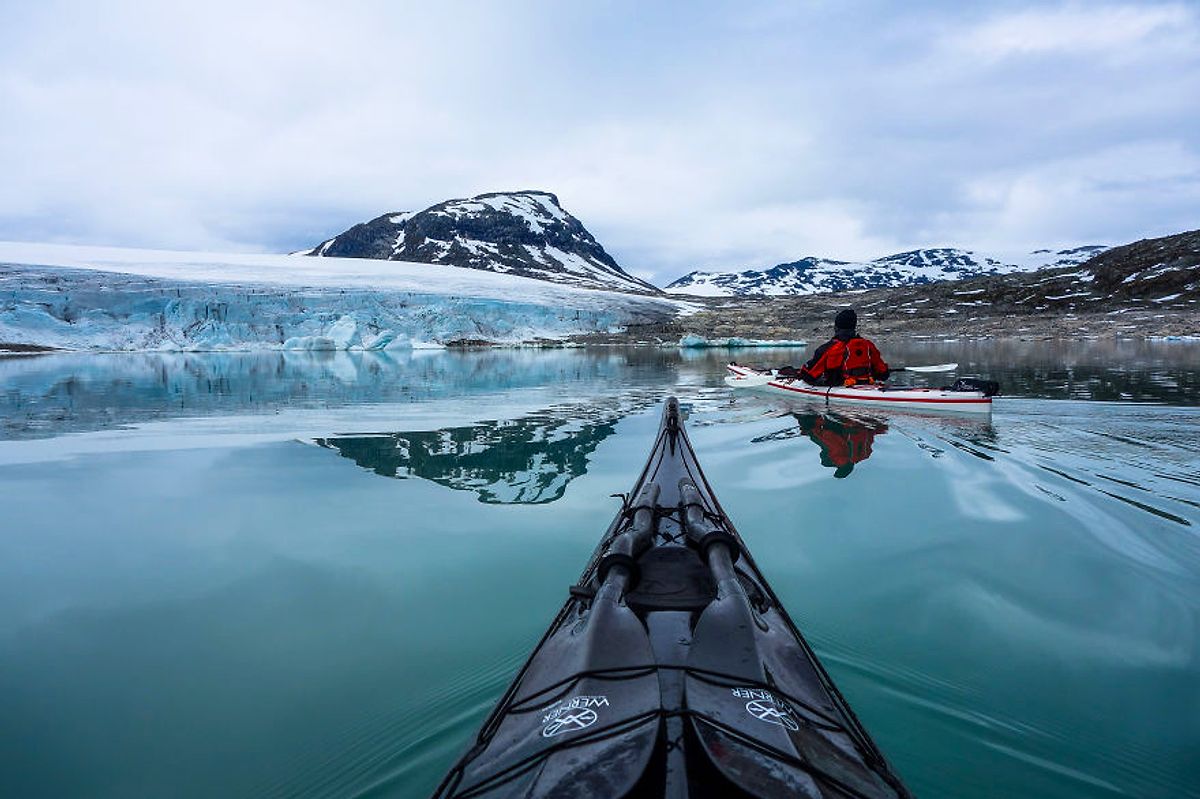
[{"xmin": 799, "ymin": 309, "xmax": 890, "ymax": 386}]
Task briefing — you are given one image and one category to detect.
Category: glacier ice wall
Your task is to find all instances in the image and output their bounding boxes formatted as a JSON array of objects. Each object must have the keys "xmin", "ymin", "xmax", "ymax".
[{"xmin": 0, "ymin": 262, "xmax": 676, "ymax": 351}]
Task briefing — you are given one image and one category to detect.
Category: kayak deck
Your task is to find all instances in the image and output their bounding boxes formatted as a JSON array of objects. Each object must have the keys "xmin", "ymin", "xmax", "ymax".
[
  {"xmin": 433, "ymin": 398, "xmax": 910, "ymax": 798},
  {"xmin": 727, "ymin": 363, "xmax": 993, "ymax": 414}
]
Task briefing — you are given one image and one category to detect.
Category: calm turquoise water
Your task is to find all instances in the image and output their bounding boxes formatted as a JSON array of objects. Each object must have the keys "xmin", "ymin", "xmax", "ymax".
[{"xmin": 1, "ymin": 343, "xmax": 1198, "ymax": 798}]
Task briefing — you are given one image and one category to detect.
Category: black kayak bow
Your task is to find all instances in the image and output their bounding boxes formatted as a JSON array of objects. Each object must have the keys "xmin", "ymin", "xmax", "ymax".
[{"xmin": 433, "ymin": 398, "xmax": 911, "ymax": 798}]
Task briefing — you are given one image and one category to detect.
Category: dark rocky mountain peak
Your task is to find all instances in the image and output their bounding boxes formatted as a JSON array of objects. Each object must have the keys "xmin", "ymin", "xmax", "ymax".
[
  {"xmin": 1083, "ymin": 229, "xmax": 1198, "ymax": 296},
  {"xmin": 308, "ymin": 190, "xmax": 660, "ymax": 295}
]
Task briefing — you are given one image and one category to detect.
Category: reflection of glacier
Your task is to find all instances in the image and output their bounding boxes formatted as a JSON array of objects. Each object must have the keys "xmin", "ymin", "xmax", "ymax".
[
  {"xmin": 315, "ymin": 402, "xmax": 654, "ymax": 503},
  {"xmin": 0, "ymin": 349, "xmax": 679, "ymax": 440}
]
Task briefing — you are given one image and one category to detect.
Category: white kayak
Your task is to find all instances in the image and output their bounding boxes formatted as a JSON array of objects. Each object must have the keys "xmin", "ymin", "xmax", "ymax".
[{"xmin": 726, "ymin": 363, "xmax": 994, "ymax": 415}]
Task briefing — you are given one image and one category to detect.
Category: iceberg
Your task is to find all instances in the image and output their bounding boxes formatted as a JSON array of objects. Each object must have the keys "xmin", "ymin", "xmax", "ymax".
[{"xmin": 678, "ymin": 333, "xmax": 807, "ymax": 348}]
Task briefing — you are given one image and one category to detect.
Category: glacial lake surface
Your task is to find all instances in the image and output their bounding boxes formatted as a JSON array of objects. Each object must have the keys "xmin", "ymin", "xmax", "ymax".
[{"xmin": 2, "ymin": 340, "xmax": 1198, "ymax": 798}]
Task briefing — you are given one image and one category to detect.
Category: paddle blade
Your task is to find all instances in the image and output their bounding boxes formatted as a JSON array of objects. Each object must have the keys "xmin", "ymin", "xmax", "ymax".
[
  {"xmin": 902, "ymin": 362, "xmax": 958, "ymax": 373},
  {"xmin": 725, "ymin": 374, "xmax": 772, "ymax": 388}
]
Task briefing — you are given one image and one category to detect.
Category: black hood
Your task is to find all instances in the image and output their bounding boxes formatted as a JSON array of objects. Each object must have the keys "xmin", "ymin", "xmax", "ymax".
[{"xmin": 834, "ymin": 308, "xmax": 857, "ymax": 338}]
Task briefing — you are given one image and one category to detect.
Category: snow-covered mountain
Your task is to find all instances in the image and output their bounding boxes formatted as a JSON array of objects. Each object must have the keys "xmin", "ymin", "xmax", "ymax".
[
  {"xmin": 308, "ymin": 190, "xmax": 659, "ymax": 295},
  {"xmin": 665, "ymin": 246, "xmax": 1107, "ymax": 297}
]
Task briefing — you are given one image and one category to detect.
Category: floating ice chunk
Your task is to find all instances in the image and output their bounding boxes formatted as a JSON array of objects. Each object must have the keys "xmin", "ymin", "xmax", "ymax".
[
  {"xmin": 679, "ymin": 333, "xmax": 807, "ymax": 348},
  {"xmin": 282, "ymin": 335, "xmax": 337, "ymax": 351},
  {"xmin": 326, "ymin": 315, "xmax": 359, "ymax": 349}
]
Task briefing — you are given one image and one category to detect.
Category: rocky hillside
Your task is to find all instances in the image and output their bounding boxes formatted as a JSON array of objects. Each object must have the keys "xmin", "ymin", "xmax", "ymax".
[
  {"xmin": 591, "ymin": 230, "xmax": 1198, "ymax": 341},
  {"xmin": 1076, "ymin": 230, "xmax": 1198, "ymax": 301},
  {"xmin": 875, "ymin": 229, "xmax": 1199, "ymax": 320},
  {"xmin": 665, "ymin": 246, "xmax": 1106, "ymax": 296},
  {"xmin": 308, "ymin": 190, "xmax": 659, "ymax": 295}
]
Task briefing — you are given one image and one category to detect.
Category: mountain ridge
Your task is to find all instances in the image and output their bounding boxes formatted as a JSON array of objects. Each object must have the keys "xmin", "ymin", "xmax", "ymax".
[
  {"xmin": 588, "ymin": 229, "xmax": 1198, "ymax": 343},
  {"xmin": 665, "ymin": 245, "xmax": 1108, "ymax": 296}
]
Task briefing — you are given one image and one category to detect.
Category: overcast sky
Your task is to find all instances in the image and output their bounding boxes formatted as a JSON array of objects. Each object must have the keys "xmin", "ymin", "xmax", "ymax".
[{"xmin": 2, "ymin": 1, "xmax": 1197, "ymax": 285}]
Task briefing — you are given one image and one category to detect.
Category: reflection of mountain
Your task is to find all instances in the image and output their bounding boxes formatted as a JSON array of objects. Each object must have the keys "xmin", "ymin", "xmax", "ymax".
[
  {"xmin": 754, "ymin": 412, "xmax": 889, "ymax": 479},
  {"xmin": 314, "ymin": 403, "xmax": 647, "ymax": 504}
]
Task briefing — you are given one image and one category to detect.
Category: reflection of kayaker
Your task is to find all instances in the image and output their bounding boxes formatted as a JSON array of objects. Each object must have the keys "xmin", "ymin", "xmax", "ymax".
[{"xmin": 795, "ymin": 412, "xmax": 888, "ymax": 478}]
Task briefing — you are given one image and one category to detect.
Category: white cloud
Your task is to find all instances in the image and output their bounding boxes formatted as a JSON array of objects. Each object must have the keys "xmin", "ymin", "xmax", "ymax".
[
  {"xmin": 938, "ymin": 140, "xmax": 1200, "ymax": 250},
  {"xmin": 602, "ymin": 199, "xmax": 904, "ymax": 283},
  {"xmin": 949, "ymin": 3, "xmax": 1197, "ymax": 61}
]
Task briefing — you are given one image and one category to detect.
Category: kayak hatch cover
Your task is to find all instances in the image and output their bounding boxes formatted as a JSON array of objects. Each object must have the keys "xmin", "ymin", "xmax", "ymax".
[{"xmin": 431, "ymin": 398, "xmax": 911, "ymax": 798}]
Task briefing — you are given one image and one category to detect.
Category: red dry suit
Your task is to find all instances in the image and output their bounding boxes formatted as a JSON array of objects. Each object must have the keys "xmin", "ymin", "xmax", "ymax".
[{"xmin": 799, "ymin": 333, "xmax": 889, "ymax": 386}]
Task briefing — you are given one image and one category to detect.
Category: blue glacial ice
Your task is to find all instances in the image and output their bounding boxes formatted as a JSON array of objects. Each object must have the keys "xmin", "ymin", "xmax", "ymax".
[{"xmin": 0, "ymin": 244, "xmax": 681, "ymax": 351}]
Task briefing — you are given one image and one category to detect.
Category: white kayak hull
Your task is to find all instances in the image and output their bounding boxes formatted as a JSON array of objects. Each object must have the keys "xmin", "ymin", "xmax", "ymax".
[{"xmin": 726, "ymin": 364, "xmax": 993, "ymax": 415}]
